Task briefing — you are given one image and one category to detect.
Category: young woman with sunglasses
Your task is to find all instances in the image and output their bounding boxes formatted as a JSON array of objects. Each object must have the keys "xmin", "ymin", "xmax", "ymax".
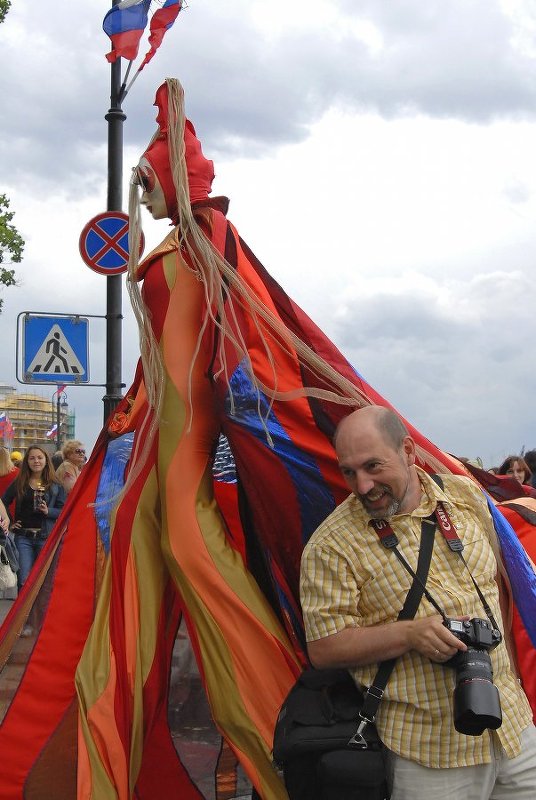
[{"xmin": 55, "ymin": 439, "xmax": 86, "ymax": 494}]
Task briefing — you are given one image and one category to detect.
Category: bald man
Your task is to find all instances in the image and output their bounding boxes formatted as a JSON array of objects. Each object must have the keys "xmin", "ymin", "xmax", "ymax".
[{"xmin": 300, "ymin": 406, "xmax": 536, "ymax": 799}]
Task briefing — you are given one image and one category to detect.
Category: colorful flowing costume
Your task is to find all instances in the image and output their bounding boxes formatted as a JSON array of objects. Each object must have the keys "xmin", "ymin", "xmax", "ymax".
[{"xmin": 0, "ymin": 79, "xmax": 535, "ymax": 800}]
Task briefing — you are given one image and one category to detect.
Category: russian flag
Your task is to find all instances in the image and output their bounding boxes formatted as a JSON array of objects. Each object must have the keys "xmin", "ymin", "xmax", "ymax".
[
  {"xmin": 103, "ymin": 0, "xmax": 152, "ymax": 63},
  {"xmin": 0, "ymin": 413, "xmax": 14, "ymax": 439},
  {"xmin": 46, "ymin": 424, "xmax": 58, "ymax": 440},
  {"xmin": 140, "ymin": 0, "xmax": 183, "ymax": 68}
]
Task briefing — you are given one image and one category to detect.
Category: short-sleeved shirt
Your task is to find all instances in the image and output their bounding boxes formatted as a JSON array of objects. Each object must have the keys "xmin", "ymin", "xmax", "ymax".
[{"xmin": 300, "ymin": 468, "xmax": 533, "ymax": 768}]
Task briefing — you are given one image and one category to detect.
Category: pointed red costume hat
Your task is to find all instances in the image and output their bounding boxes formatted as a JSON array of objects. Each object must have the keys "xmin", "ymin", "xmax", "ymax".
[{"xmin": 141, "ymin": 81, "xmax": 215, "ymax": 218}]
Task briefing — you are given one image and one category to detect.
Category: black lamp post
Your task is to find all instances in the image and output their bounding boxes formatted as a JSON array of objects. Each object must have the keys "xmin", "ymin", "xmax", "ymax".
[{"xmin": 103, "ymin": 0, "xmax": 126, "ymax": 424}]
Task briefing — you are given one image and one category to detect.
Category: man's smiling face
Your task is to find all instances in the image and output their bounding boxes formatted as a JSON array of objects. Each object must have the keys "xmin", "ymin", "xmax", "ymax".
[{"xmin": 335, "ymin": 409, "xmax": 419, "ymax": 519}]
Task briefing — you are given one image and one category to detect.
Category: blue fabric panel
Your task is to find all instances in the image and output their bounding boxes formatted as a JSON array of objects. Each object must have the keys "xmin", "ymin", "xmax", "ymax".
[
  {"xmin": 488, "ymin": 498, "xmax": 536, "ymax": 647},
  {"xmin": 94, "ymin": 432, "xmax": 135, "ymax": 554},
  {"xmin": 226, "ymin": 362, "xmax": 336, "ymax": 543}
]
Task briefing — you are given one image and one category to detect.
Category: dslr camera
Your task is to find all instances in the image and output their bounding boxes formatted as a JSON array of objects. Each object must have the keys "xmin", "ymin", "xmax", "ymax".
[{"xmin": 443, "ymin": 617, "xmax": 503, "ymax": 736}]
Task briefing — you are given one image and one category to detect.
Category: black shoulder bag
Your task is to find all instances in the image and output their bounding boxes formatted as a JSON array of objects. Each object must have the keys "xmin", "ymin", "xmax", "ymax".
[{"xmin": 273, "ymin": 508, "xmax": 439, "ymax": 800}]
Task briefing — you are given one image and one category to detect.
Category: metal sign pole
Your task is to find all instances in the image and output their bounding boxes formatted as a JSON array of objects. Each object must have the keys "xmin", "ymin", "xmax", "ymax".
[
  {"xmin": 56, "ymin": 393, "xmax": 61, "ymax": 449},
  {"xmin": 103, "ymin": 0, "xmax": 125, "ymax": 424}
]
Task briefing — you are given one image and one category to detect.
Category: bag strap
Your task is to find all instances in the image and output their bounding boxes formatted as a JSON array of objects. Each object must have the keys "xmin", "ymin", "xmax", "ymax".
[
  {"xmin": 356, "ymin": 512, "xmax": 437, "ymax": 728},
  {"xmin": 378, "ymin": 474, "xmax": 499, "ymax": 633}
]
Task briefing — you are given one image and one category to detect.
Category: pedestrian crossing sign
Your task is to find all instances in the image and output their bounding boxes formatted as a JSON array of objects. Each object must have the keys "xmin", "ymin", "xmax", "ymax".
[{"xmin": 20, "ymin": 314, "xmax": 89, "ymax": 384}]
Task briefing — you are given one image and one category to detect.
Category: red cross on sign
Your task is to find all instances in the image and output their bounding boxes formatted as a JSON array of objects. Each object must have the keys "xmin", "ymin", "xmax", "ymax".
[{"xmin": 79, "ymin": 212, "xmax": 144, "ymax": 275}]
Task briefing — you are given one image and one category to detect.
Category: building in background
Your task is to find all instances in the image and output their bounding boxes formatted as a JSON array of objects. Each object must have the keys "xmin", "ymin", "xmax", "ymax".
[{"xmin": 0, "ymin": 385, "xmax": 75, "ymax": 454}]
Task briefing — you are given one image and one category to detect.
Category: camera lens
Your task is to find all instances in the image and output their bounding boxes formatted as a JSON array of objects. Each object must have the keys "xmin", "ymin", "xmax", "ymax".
[{"xmin": 452, "ymin": 649, "xmax": 502, "ymax": 735}]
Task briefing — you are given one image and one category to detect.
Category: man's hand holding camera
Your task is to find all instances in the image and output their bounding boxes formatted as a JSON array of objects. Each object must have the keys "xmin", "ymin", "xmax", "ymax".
[{"xmin": 407, "ymin": 613, "xmax": 468, "ymax": 663}]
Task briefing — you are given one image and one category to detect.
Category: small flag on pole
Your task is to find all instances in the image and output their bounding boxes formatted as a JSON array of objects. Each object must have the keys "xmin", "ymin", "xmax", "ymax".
[
  {"xmin": 46, "ymin": 424, "xmax": 58, "ymax": 440},
  {"xmin": 5, "ymin": 419, "xmax": 14, "ymax": 440},
  {"xmin": 139, "ymin": 0, "xmax": 183, "ymax": 68},
  {"xmin": 103, "ymin": 0, "xmax": 152, "ymax": 62}
]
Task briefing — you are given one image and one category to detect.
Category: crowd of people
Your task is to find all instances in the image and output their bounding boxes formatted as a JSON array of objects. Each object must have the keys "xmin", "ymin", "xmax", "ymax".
[
  {"xmin": 0, "ymin": 440, "xmax": 86, "ymax": 595},
  {"xmin": 496, "ymin": 453, "xmax": 536, "ymax": 487}
]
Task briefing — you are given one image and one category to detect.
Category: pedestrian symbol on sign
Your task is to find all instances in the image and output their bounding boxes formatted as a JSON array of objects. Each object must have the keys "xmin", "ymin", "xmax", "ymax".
[{"xmin": 28, "ymin": 324, "xmax": 84, "ymax": 376}]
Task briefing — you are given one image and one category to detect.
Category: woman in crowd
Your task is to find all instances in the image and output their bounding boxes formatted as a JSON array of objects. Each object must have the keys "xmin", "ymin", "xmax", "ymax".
[
  {"xmin": 1, "ymin": 445, "xmax": 65, "ymax": 586},
  {"xmin": 498, "ymin": 455, "xmax": 532, "ymax": 485},
  {"xmin": 54, "ymin": 439, "xmax": 86, "ymax": 494},
  {"xmin": 0, "ymin": 447, "xmax": 18, "ymax": 516},
  {"xmin": 0, "ymin": 448, "xmax": 20, "ymax": 595}
]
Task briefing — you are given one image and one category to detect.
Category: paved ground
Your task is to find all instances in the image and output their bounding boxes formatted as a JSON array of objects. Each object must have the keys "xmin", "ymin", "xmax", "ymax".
[{"xmin": 0, "ymin": 597, "xmax": 13, "ymax": 626}]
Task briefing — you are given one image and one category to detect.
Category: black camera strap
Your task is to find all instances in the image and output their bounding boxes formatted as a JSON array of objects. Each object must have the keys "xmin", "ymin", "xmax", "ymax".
[
  {"xmin": 454, "ymin": 551, "xmax": 500, "ymax": 632},
  {"xmin": 372, "ymin": 474, "xmax": 500, "ymax": 635},
  {"xmin": 428, "ymin": 476, "xmax": 500, "ymax": 628},
  {"xmin": 350, "ymin": 510, "xmax": 438, "ymax": 746}
]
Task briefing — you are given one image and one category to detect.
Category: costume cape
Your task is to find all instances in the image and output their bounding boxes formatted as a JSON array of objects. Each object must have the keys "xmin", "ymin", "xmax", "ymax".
[{"xmin": 0, "ymin": 203, "xmax": 535, "ymax": 800}]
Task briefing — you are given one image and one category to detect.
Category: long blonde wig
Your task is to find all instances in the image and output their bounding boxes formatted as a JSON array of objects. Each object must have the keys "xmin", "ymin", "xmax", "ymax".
[{"xmin": 126, "ymin": 78, "xmax": 450, "ymax": 478}]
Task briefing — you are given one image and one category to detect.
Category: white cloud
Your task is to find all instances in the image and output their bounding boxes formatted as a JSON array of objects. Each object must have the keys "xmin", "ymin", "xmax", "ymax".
[{"xmin": 1, "ymin": 0, "xmax": 536, "ymax": 465}]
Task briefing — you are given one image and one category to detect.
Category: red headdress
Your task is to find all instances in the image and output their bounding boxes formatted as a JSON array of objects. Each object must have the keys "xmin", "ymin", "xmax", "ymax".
[{"xmin": 140, "ymin": 81, "xmax": 215, "ymax": 220}]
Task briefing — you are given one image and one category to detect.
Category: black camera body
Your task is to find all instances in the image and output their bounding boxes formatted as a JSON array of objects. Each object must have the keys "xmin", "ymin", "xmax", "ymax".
[
  {"xmin": 443, "ymin": 617, "xmax": 503, "ymax": 736},
  {"xmin": 444, "ymin": 617, "xmax": 502, "ymax": 652}
]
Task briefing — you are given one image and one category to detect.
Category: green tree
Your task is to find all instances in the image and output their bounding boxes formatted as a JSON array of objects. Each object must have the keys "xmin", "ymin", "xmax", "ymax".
[
  {"xmin": 0, "ymin": 194, "xmax": 23, "ymax": 310},
  {"xmin": 0, "ymin": 1, "xmax": 11, "ymax": 25},
  {"xmin": 0, "ymin": 0, "xmax": 21, "ymax": 310}
]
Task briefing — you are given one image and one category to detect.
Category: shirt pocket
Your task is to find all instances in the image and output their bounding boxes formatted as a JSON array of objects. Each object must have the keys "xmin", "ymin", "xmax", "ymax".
[
  {"xmin": 459, "ymin": 530, "xmax": 496, "ymax": 581},
  {"xmin": 357, "ymin": 557, "xmax": 414, "ymax": 623}
]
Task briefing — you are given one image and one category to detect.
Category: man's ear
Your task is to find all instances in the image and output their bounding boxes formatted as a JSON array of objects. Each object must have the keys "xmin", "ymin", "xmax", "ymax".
[{"xmin": 402, "ymin": 436, "xmax": 416, "ymax": 465}]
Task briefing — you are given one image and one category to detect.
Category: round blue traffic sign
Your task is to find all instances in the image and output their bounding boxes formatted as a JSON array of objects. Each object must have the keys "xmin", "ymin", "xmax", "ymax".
[{"xmin": 79, "ymin": 212, "xmax": 144, "ymax": 275}]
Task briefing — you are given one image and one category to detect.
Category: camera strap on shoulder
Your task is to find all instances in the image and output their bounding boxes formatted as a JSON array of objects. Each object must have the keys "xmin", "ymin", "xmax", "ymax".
[
  {"xmin": 425, "ymin": 474, "xmax": 499, "ymax": 630},
  {"xmin": 371, "ymin": 473, "xmax": 500, "ymax": 636},
  {"xmin": 372, "ymin": 475, "xmax": 463, "ymax": 551},
  {"xmin": 350, "ymin": 510, "xmax": 438, "ymax": 746}
]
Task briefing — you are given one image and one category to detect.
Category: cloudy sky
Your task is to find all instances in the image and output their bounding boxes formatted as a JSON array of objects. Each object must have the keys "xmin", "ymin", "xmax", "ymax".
[{"xmin": 1, "ymin": 0, "xmax": 536, "ymax": 467}]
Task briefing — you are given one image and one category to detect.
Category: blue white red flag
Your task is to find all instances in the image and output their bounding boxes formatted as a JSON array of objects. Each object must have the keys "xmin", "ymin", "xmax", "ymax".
[
  {"xmin": 103, "ymin": 0, "xmax": 152, "ymax": 63},
  {"xmin": 4, "ymin": 417, "xmax": 14, "ymax": 439},
  {"xmin": 46, "ymin": 424, "xmax": 58, "ymax": 439},
  {"xmin": 139, "ymin": 0, "xmax": 183, "ymax": 68}
]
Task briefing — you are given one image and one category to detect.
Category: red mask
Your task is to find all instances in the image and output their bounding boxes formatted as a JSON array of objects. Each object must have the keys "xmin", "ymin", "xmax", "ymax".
[{"xmin": 140, "ymin": 82, "xmax": 215, "ymax": 220}]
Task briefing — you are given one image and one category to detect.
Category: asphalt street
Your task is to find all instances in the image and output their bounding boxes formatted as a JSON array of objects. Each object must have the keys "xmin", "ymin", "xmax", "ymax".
[{"xmin": 0, "ymin": 597, "xmax": 13, "ymax": 626}]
